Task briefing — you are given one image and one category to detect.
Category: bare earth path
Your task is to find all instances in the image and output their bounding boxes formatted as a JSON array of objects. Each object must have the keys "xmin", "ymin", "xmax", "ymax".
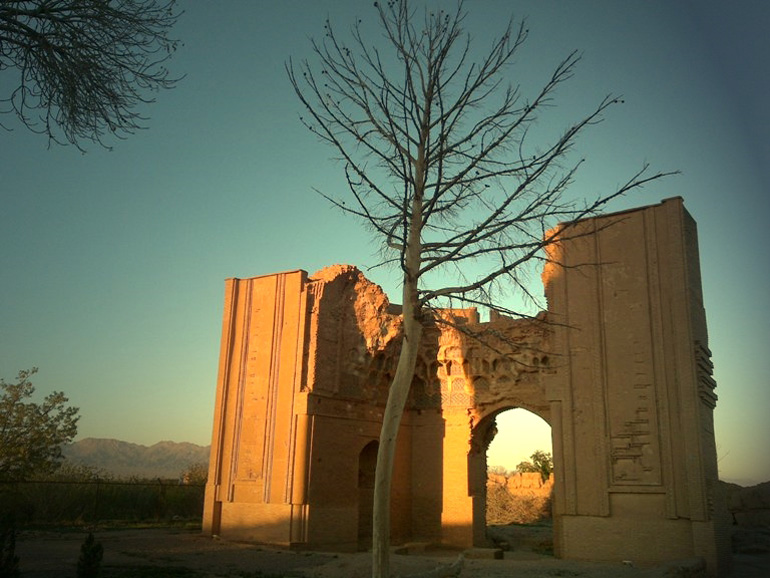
[{"xmin": 14, "ymin": 526, "xmax": 770, "ymax": 577}]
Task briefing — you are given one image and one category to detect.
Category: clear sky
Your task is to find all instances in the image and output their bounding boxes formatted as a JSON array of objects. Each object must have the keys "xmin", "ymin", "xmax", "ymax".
[{"xmin": 1, "ymin": 1, "xmax": 768, "ymax": 486}]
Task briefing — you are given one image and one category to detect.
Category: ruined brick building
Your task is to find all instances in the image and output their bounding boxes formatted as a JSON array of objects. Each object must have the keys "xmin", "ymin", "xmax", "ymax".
[{"xmin": 203, "ymin": 198, "xmax": 730, "ymax": 575}]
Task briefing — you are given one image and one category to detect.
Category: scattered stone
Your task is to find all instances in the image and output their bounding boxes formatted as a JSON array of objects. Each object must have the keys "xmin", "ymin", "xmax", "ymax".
[
  {"xmin": 397, "ymin": 553, "xmax": 465, "ymax": 578},
  {"xmin": 463, "ymin": 547, "xmax": 503, "ymax": 559},
  {"xmin": 658, "ymin": 557, "xmax": 707, "ymax": 577}
]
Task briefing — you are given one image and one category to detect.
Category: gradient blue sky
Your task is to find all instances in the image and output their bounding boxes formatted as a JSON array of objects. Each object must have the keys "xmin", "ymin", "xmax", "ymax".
[{"xmin": 1, "ymin": 1, "xmax": 768, "ymax": 485}]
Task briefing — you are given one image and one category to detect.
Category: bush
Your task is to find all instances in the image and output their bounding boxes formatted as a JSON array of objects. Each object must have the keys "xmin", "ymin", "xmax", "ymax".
[
  {"xmin": 486, "ymin": 482, "xmax": 552, "ymax": 525},
  {"xmin": 0, "ymin": 515, "xmax": 20, "ymax": 578},
  {"xmin": 0, "ymin": 486, "xmax": 30, "ymax": 578},
  {"xmin": 1, "ymin": 479, "xmax": 204, "ymax": 526},
  {"xmin": 77, "ymin": 532, "xmax": 103, "ymax": 578}
]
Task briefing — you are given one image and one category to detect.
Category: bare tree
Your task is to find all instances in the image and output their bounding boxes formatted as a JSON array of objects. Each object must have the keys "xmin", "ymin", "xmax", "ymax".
[
  {"xmin": 288, "ymin": 2, "xmax": 672, "ymax": 576},
  {"xmin": 0, "ymin": 0, "xmax": 181, "ymax": 148}
]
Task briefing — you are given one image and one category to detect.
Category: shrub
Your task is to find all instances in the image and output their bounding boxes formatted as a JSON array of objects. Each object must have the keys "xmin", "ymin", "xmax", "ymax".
[
  {"xmin": 486, "ymin": 482, "xmax": 552, "ymax": 525},
  {"xmin": 0, "ymin": 512, "xmax": 19, "ymax": 578},
  {"xmin": 76, "ymin": 532, "xmax": 103, "ymax": 578}
]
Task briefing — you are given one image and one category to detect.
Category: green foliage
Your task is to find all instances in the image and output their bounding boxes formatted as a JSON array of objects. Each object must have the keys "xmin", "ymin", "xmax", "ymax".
[
  {"xmin": 77, "ymin": 532, "xmax": 103, "ymax": 578},
  {"xmin": 0, "ymin": 369, "xmax": 79, "ymax": 481},
  {"xmin": 179, "ymin": 462, "xmax": 208, "ymax": 485},
  {"xmin": 516, "ymin": 450, "xmax": 553, "ymax": 482},
  {"xmin": 3, "ymin": 479, "xmax": 204, "ymax": 525},
  {"xmin": 46, "ymin": 462, "xmax": 111, "ymax": 482}
]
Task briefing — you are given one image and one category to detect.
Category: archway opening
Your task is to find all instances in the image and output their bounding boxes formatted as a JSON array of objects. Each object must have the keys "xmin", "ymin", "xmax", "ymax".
[
  {"xmin": 483, "ymin": 408, "xmax": 554, "ymax": 554},
  {"xmin": 357, "ymin": 440, "xmax": 379, "ymax": 551}
]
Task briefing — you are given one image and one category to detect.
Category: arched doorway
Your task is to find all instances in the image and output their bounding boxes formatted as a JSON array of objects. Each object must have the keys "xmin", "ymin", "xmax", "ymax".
[
  {"xmin": 470, "ymin": 406, "xmax": 554, "ymax": 552},
  {"xmin": 357, "ymin": 440, "xmax": 379, "ymax": 550}
]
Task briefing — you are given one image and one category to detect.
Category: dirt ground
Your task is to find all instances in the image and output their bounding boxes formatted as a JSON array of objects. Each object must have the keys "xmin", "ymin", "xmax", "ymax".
[{"xmin": 13, "ymin": 524, "xmax": 770, "ymax": 578}]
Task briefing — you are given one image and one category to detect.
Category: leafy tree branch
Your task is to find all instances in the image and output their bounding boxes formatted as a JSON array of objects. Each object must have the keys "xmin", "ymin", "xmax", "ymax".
[{"xmin": 0, "ymin": 368, "xmax": 79, "ymax": 481}]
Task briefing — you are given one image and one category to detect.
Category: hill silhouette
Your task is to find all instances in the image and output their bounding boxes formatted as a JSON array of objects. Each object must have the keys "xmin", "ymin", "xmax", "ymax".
[{"xmin": 62, "ymin": 437, "xmax": 210, "ymax": 480}]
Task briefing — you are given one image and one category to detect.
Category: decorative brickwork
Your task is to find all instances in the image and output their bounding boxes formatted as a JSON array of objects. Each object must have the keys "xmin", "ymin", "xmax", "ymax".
[{"xmin": 203, "ymin": 198, "xmax": 729, "ymax": 576}]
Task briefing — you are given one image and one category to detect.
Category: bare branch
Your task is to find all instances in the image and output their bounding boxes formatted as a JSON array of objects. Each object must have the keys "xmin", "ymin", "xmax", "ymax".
[
  {"xmin": 288, "ymin": 2, "xmax": 674, "ymax": 575},
  {"xmin": 0, "ymin": 0, "xmax": 182, "ymax": 149}
]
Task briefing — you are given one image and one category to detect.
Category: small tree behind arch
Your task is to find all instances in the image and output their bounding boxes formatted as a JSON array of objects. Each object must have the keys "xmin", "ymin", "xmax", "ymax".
[{"xmin": 517, "ymin": 450, "xmax": 553, "ymax": 483}]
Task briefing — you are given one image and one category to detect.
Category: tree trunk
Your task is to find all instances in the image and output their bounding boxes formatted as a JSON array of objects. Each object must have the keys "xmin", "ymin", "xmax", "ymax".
[
  {"xmin": 371, "ymin": 293, "xmax": 423, "ymax": 578},
  {"xmin": 372, "ymin": 89, "xmax": 428, "ymax": 577}
]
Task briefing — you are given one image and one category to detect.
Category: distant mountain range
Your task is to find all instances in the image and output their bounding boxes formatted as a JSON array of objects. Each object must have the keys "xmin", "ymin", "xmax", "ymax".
[{"xmin": 62, "ymin": 438, "xmax": 210, "ymax": 480}]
